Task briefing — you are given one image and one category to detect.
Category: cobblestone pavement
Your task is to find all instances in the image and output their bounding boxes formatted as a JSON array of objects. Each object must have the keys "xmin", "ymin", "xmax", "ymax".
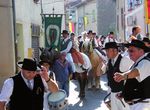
[{"xmin": 68, "ymin": 75, "xmax": 109, "ymax": 110}]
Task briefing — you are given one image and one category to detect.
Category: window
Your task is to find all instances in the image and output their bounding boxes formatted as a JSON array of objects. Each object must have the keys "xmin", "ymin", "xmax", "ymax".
[
  {"xmin": 33, "ymin": 0, "xmax": 40, "ymax": 4},
  {"xmin": 31, "ymin": 24, "xmax": 40, "ymax": 37},
  {"xmin": 128, "ymin": 0, "xmax": 135, "ymax": 11},
  {"xmin": 134, "ymin": 0, "xmax": 142, "ymax": 6}
]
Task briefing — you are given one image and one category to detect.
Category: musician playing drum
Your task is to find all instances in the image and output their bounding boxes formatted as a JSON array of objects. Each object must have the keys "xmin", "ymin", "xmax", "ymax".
[
  {"xmin": 0, "ymin": 58, "xmax": 59, "ymax": 110},
  {"xmin": 39, "ymin": 60, "xmax": 56, "ymax": 110}
]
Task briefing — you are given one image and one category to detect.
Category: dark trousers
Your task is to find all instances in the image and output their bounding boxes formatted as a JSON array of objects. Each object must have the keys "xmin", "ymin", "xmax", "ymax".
[{"xmin": 76, "ymin": 72, "xmax": 87, "ymax": 98}]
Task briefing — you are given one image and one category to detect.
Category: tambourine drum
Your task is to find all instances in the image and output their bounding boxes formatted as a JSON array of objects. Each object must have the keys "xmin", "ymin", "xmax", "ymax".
[{"xmin": 47, "ymin": 89, "xmax": 68, "ymax": 110}]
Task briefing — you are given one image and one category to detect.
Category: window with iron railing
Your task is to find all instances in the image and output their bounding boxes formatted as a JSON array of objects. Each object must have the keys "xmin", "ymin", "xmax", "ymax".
[{"xmin": 31, "ymin": 24, "xmax": 40, "ymax": 37}]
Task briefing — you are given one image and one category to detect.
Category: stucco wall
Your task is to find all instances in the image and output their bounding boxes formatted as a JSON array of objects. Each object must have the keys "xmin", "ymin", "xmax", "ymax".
[
  {"xmin": 0, "ymin": 0, "xmax": 16, "ymax": 88},
  {"xmin": 97, "ymin": 0, "xmax": 116, "ymax": 36},
  {"xmin": 15, "ymin": 0, "xmax": 42, "ymax": 57},
  {"xmin": 125, "ymin": 5, "xmax": 145, "ymax": 40},
  {"xmin": 42, "ymin": 0, "xmax": 65, "ymax": 30},
  {"xmin": 116, "ymin": 0, "xmax": 125, "ymax": 41},
  {"xmin": 76, "ymin": 0, "xmax": 97, "ymax": 35}
]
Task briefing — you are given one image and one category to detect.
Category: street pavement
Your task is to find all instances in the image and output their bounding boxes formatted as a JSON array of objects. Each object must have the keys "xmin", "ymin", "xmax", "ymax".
[{"xmin": 68, "ymin": 74, "xmax": 109, "ymax": 110}]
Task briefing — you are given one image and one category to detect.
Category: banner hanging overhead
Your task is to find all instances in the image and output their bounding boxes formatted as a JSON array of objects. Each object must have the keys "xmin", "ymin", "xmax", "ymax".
[
  {"xmin": 145, "ymin": 0, "xmax": 150, "ymax": 24},
  {"xmin": 69, "ymin": 21, "xmax": 75, "ymax": 33},
  {"xmin": 44, "ymin": 14, "xmax": 62, "ymax": 49}
]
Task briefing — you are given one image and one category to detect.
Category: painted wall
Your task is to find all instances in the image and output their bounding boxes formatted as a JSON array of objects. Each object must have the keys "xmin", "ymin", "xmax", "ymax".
[
  {"xmin": 116, "ymin": 0, "xmax": 125, "ymax": 42},
  {"xmin": 0, "ymin": 0, "xmax": 66, "ymax": 88},
  {"xmin": 0, "ymin": 0, "xmax": 16, "ymax": 88},
  {"xmin": 76, "ymin": 0, "xmax": 97, "ymax": 35},
  {"xmin": 42, "ymin": 0, "xmax": 65, "ymax": 30},
  {"xmin": 15, "ymin": 0, "xmax": 42, "ymax": 58},
  {"xmin": 125, "ymin": 1, "xmax": 145, "ymax": 40},
  {"xmin": 97, "ymin": 0, "xmax": 116, "ymax": 36}
]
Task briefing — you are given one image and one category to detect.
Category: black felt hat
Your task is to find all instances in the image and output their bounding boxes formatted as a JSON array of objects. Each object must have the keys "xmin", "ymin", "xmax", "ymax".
[
  {"xmin": 87, "ymin": 30, "xmax": 93, "ymax": 34},
  {"xmin": 17, "ymin": 58, "xmax": 41, "ymax": 71},
  {"xmin": 61, "ymin": 30, "xmax": 69, "ymax": 34},
  {"xmin": 102, "ymin": 42, "xmax": 119, "ymax": 50},
  {"xmin": 124, "ymin": 40, "xmax": 150, "ymax": 52},
  {"xmin": 142, "ymin": 37, "xmax": 150, "ymax": 44}
]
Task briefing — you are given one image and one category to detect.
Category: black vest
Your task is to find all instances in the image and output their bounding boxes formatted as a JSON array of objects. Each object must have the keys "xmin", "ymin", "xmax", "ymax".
[
  {"xmin": 9, "ymin": 73, "xmax": 44, "ymax": 110},
  {"xmin": 122, "ymin": 56, "xmax": 150, "ymax": 101},
  {"xmin": 60, "ymin": 38, "xmax": 72, "ymax": 52},
  {"xmin": 107, "ymin": 54, "xmax": 124, "ymax": 92}
]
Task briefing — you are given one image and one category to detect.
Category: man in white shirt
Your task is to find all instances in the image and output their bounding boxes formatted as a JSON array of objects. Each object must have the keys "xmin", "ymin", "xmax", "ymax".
[
  {"xmin": 0, "ymin": 58, "xmax": 59, "ymax": 110},
  {"xmin": 114, "ymin": 40, "xmax": 150, "ymax": 110},
  {"xmin": 60, "ymin": 30, "xmax": 75, "ymax": 73},
  {"xmin": 103, "ymin": 42, "xmax": 134, "ymax": 110},
  {"xmin": 39, "ymin": 60, "xmax": 56, "ymax": 110},
  {"xmin": 103, "ymin": 32, "xmax": 118, "ymax": 46}
]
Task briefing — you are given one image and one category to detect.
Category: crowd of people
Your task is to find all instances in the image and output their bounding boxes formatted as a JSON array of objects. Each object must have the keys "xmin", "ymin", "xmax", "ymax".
[{"xmin": 0, "ymin": 25, "xmax": 150, "ymax": 110}]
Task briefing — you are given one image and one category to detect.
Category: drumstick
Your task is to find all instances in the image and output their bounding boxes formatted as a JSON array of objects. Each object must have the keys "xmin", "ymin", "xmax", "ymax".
[{"xmin": 119, "ymin": 99, "xmax": 125, "ymax": 107}]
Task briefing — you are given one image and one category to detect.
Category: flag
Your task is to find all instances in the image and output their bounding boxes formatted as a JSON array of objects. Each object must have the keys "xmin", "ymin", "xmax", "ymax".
[
  {"xmin": 69, "ymin": 22, "xmax": 75, "ymax": 33},
  {"xmin": 44, "ymin": 15, "xmax": 62, "ymax": 49},
  {"xmin": 145, "ymin": 0, "xmax": 150, "ymax": 24},
  {"xmin": 84, "ymin": 16, "xmax": 88, "ymax": 28}
]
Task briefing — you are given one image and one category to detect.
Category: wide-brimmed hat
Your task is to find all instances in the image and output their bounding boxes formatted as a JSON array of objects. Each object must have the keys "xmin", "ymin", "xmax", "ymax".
[
  {"xmin": 109, "ymin": 31, "xmax": 114, "ymax": 35},
  {"xmin": 87, "ymin": 30, "xmax": 93, "ymax": 34},
  {"xmin": 17, "ymin": 58, "xmax": 41, "ymax": 71},
  {"xmin": 102, "ymin": 42, "xmax": 119, "ymax": 50},
  {"xmin": 124, "ymin": 40, "xmax": 150, "ymax": 52},
  {"xmin": 142, "ymin": 37, "xmax": 150, "ymax": 44},
  {"xmin": 61, "ymin": 30, "xmax": 69, "ymax": 35}
]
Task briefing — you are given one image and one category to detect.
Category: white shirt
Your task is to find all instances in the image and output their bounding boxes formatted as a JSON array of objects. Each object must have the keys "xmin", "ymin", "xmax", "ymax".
[
  {"xmin": 103, "ymin": 36, "xmax": 119, "ymax": 47},
  {"xmin": 133, "ymin": 54, "xmax": 150, "ymax": 82},
  {"xmin": 0, "ymin": 72, "xmax": 48, "ymax": 103},
  {"xmin": 74, "ymin": 53, "xmax": 92, "ymax": 73},
  {"xmin": 113, "ymin": 54, "xmax": 134, "ymax": 72},
  {"xmin": 60, "ymin": 37, "xmax": 73, "ymax": 53},
  {"xmin": 43, "ymin": 71, "xmax": 54, "ymax": 110}
]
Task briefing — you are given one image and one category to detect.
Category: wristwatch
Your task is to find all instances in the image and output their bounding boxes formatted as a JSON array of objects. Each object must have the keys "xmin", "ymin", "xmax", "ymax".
[{"xmin": 124, "ymin": 74, "xmax": 128, "ymax": 80}]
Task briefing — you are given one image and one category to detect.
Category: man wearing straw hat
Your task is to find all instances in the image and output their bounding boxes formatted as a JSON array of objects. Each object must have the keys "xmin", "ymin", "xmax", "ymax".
[{"xmin": 0, "ymin": 58, "xmax": 59, "ymax": 110}]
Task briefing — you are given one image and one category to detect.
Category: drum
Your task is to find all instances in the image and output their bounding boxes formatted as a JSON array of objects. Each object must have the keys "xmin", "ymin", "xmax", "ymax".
[{"xmin": 47, "ymin": 89, "xmax": 68, "ymax": 110}]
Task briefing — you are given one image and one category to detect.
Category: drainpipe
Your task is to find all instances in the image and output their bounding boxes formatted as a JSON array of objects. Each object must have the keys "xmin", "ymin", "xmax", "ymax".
[
  {"xmin": 12, "ymin": 0, "xmax": 17, "ymax": 73},
  {"xmin": 123, "ymin": 0, "xmax": 126, "ymax": 42}
]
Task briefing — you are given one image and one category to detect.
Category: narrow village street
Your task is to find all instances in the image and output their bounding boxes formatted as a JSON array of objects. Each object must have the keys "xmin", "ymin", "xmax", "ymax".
[
  {"xmin": 68, "ymin": 75, "xmax": 109, "ymax": 110},
  {"xmin": 1, "ymin": 0, "xmax": 150, "ymax": 110}
]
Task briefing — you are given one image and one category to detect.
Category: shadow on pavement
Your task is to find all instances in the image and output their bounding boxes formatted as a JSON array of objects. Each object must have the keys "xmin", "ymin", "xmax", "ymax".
[{"xmin": 68, "ymin": 75, "xmax": 109, "ymax": 110}]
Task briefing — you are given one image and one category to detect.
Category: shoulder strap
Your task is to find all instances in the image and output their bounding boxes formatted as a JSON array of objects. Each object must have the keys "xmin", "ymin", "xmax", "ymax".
[{"xmin": 134, "ymin": 55, "xmax": 150, "ymax": 68}]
